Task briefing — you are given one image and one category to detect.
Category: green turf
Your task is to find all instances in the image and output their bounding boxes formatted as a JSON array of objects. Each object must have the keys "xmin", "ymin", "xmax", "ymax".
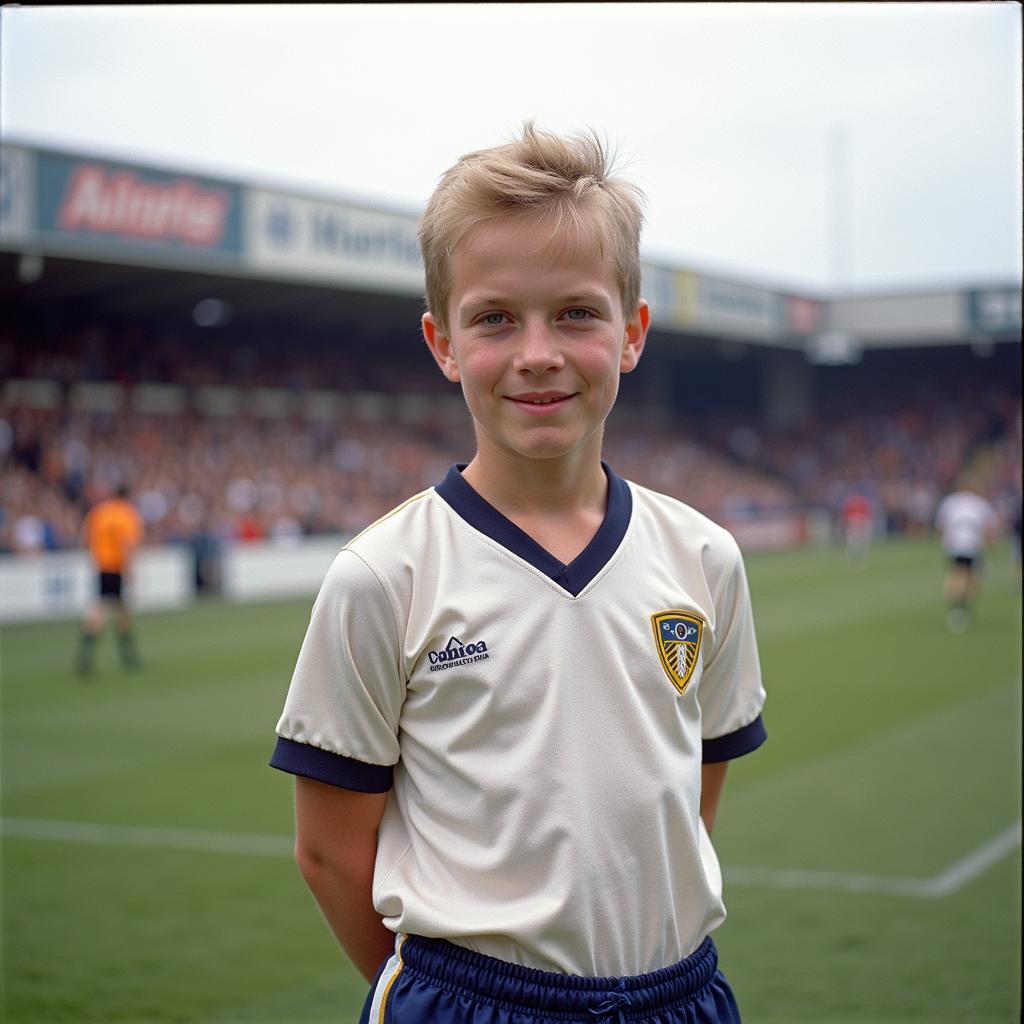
[{"xmin": 1, "ymin": 538, "xmax": 1020, "ymax": 1023}]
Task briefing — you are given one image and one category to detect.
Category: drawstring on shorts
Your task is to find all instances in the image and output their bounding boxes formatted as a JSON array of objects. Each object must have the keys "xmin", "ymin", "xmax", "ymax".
[{"xmin": 588, "ymin": 981, "xmax": 633, "ymax": 1022}]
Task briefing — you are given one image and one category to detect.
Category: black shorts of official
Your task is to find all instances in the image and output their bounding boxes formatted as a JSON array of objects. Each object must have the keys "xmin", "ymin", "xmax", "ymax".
[
  {"xmin": 360, "ymin": 933, "xmax": 742, "ymax": 1023},
  {"xmin": 950, "ymin": 554, "xmax": 978, "ymax": 570},
  {"xmin": 98, "ymin": 572, "xmax": 124, "ymax": 601}
]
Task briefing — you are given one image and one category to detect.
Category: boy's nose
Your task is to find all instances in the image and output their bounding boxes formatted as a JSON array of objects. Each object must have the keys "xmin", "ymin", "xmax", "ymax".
[{"xmin": 513, "ymin": 323, "xmax": 565, "ymax": 374}]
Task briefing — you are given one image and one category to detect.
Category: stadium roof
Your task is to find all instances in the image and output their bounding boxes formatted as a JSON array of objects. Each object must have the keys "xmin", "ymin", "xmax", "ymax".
[{"xmin": 2, "ymin": 139, "xmax": 1020, "ymax": 354}]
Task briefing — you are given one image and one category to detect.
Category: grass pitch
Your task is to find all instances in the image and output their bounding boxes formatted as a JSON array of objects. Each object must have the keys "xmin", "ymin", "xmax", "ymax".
[{"xmin": 1, "ymin": 537, "xmax": 1020, "ymax": 1023}]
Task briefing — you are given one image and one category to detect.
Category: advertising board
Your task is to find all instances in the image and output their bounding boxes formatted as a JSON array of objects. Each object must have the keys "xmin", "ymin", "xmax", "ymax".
[
  {"xmin": 0, "ymin": 144, "xmax": 34, "ymax": 245},
  {"xmin": 245, "ymin": 189, "xmax": 424, "ymax": 293},
  {"xmin": 966, "ymin": 288, "xmax": 1022, "ymax": 335},
  {"xmin": 36, "ymin": 150, "xmax": 241, "ymax": 260},
  {"xmin": 693, "ymin": 275, "xmax": 781, "ymax": 340},
  {"xmin": 0, "ymin": 547, "xmax": 192, "ymax": 623}
]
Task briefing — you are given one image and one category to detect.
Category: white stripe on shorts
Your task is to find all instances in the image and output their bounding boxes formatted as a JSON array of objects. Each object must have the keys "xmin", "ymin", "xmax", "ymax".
[{"xmin": 368, "ymin": 933, "xmax": 407, "ymax": 1024}]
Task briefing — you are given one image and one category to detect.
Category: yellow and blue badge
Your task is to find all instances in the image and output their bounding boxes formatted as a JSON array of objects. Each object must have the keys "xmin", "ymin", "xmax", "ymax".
[{"xmin": 651, "ymin": 611, "xmax": 704, "ymax": 695}]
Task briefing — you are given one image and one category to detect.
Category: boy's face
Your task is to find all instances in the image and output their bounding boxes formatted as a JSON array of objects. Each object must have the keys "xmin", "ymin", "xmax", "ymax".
[{"xmin": 422, "ymin": 214, "xmax": 648, "ymax": 469}]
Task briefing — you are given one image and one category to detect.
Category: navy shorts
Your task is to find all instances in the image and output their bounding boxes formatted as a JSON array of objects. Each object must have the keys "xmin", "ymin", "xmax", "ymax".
[
  {"xmin": 950, "ymin": 554, "xmax": 978, "ymax": 570},
  {"xmin": 360, "ymin": 934, "xmax": 741, "ymax": 1024}
]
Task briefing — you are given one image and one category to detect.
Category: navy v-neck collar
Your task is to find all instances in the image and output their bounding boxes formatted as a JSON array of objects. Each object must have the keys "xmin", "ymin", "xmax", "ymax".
[{"xmin": 435, "ymin": 463, "xmax": 632, "ymax": 597}]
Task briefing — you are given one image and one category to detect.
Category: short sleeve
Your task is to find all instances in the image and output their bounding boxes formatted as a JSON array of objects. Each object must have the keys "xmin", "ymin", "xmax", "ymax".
[
  {"xmin": 270, "ymin": 549, "xmax": 405, "ymax": 790},
  {"xmin": 699, "ymin": 539, "xmax": 767, "ymax": 763}
]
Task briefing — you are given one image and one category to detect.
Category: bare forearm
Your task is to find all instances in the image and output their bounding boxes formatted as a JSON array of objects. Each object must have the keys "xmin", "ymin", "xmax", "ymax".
[
  {"xmin": 700, "ymin": 761, "xmax": 729, "ymax": 836},
  {"xmin": 298, "ymin": 851, "xmax": 395, "ymax": 981},
  {"xmin": 292, "ymin": 778, "xmax": 393, "ymax": 980}
]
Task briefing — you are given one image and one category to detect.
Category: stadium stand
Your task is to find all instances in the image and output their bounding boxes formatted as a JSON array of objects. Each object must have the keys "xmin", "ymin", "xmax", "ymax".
[
  {"xmin": 1, "ymin": 140, "xmax": 1019, "ymax": 597},
  {"xmin": 2, "ymin": 318, "xmax": 1019, "ymax": 577}
]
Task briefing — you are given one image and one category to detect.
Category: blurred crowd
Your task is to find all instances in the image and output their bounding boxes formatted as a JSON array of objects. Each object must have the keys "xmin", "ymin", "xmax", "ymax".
[
  {"xmin": 3, "ymin": 320, "xmax": 445, "ymax": 396},
  {"xmin": 2, "ymin": 321, "xmax": 1021, "ymax": 576},
  {"xmin": 0, "ymin": 402, "xmax": 799, "ymax": 554},
  {"xmin": 700, "ymin": 383, "xmax": 1021, "ymax": 537}
]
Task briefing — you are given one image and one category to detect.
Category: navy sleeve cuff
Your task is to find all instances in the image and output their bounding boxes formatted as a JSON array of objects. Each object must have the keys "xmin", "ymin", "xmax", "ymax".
[
  {"xmin": 269, "ymin": 736, "xmax": 394, "ymax": 793},
  {"xmin": 702, "ymin": 714, "xmax": 767, "ymax": 764}
]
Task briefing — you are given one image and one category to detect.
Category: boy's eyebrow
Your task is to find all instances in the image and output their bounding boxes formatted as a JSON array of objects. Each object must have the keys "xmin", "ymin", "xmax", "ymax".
[
  {"xmin": 457, "ymin": 290, "xmax": 614, "ymax": 323},
  {"xmin": 561, "ymin": 292, "xmax": 613, "ymax": 307},
  {"xmin": 459, "ymin": 296, "xmax": 505, "ymax": 312},
  {"xmin": 456, "ymin": 298, "xmax": 505, "ymax": 326}
]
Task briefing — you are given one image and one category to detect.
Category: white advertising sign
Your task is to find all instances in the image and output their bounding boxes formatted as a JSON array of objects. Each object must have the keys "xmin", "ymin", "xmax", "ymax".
[
  {"xmin": 693, "ymin": 275, "xmax": 781, "ymax": 339},
  {"xmin": 221, "ymin": 535, "xmax": 346, "ymax": 602},
  {"xmin": 829, "ymin": 292, "xmax": 962, "ymax": 341},
  {"xmin": 640, "ymin": 263, "xmax": 680, "ymax": 329},
  {"xmin": 245, "ymin": 189, "xmax": 424, "ymax": 294},
  {"xmin": 0, "ymin": 547, "xmax": 192, "ymax": 623}
]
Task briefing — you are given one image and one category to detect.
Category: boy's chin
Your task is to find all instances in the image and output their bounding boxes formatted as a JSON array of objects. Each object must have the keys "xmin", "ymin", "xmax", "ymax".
[{"xmin": 498, "ymin": 434, "xmax": 603, "ymax": 464}]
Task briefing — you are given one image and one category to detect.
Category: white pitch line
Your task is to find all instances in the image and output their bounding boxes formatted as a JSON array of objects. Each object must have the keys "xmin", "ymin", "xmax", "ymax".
[
  {"xmin": 723, "ymin": 865, "xmax": 935, "ymax": 898},
  {"xmin": 1, "ymin": 817, "xmax": 1020, "ymax": 898},
  {"xmin": 917, "ymin": 819, "xmax": 1022, "ymax": 897},
  {"xmin": 725, "ymin": 819, "xmax": 1022, "ymax": 899},
  {"xmin": 0, "ymin": 817, "xmax": 293, "ymax": 858}
]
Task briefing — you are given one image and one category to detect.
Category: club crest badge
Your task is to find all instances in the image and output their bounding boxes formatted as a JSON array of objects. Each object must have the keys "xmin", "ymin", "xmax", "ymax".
[{"xmin": 651, "ymin": 611, "xmax": 705, "ymax": 695}]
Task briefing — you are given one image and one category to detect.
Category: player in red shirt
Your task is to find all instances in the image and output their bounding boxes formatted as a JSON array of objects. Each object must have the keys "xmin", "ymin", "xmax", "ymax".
[{"xmin": 841, "ymin": 490, "xmax": 875, "ymax": 564}]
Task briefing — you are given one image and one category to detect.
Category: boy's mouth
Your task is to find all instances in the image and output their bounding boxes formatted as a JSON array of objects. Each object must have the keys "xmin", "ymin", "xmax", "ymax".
[{"xmin": 506, "ymin": 392, "xmax": 577, "ymax": 414}]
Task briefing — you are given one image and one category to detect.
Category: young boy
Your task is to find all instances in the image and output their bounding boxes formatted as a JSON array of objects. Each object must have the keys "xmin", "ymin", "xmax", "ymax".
[{"xmin": 270, "ymin": 123, "xmax": 767, "ymax": 1023}]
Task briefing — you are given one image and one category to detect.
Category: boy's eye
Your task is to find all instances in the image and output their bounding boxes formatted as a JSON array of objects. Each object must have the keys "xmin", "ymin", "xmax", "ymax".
[
  {"xmin": 478, "ymin": 312, "xmax": 509, "ymax": 326},
  {"xmin": 563, "ymin": 308, "xmax": 594, "ymax": 321}
]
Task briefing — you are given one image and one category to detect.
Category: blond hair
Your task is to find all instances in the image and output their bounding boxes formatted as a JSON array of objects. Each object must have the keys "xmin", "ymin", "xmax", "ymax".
[{"xmin": 419, "ymin": 121, "xmax": 646, "ymax": 332}]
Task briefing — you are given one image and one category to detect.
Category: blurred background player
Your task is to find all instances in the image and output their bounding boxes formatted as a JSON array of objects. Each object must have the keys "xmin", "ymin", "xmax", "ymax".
[
  {"xmin": 840, "ymin": 487, "xmax": 876, "ymax": 564},
  {"xmin": 75, "ymin": 483, "xmax": 144, "ymax": 674},
  {"xmin": 934, "ymin": 478, "xmax": 999, "ymax": 632}
]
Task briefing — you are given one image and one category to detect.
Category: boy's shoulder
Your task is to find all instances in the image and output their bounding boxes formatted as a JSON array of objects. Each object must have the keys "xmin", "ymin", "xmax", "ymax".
[
  {"xmin": 625, "ymin": 476, "xmax": 742, "ymax": 554},
  {"xmin": 344, "ymin": 485, "xmax": 442, "ymax": 559},
  {"xmin": 315, "ymin": 486, "xmax": 445, "ymax": 610}
]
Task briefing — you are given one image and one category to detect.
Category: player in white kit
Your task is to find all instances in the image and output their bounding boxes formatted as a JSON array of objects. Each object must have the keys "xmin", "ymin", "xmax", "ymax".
[
  {"xmin": 935, "ymin": 482, "xmax": 999, "ymax": 632},
  {"xmin": 270, "ymin": 122, "xmax": 767, "ymax": 1023}
]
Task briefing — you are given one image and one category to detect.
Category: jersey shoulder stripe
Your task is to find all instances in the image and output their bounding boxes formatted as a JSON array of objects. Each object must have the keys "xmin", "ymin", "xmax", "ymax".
[{"xmin": 345, "ymin": 488, "xmax": 434, "ymax": 548}]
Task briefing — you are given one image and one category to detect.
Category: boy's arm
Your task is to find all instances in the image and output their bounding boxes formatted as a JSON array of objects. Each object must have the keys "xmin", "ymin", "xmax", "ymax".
[
  {"xmin": 293, "ymin": 776, "xmax": 395, "ymax": 981},
  {"xmin": 700, "ymin": 761, "xmax": 729, "ymax": 836}
]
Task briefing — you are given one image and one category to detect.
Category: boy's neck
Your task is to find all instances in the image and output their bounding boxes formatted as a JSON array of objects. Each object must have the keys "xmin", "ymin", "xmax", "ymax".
[{"xmin": 461, "ymin": 443, "xmax": 608, "ymax": 522}]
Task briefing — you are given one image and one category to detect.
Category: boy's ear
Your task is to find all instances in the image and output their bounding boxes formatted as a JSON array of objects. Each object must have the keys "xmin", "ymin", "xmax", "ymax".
[
  {"xmin": 422, "ymin": 312, "xmax": 461, "ymax": 383},
  {"xmin": 620, "ymin": 299, "xmax": 650, "ymax": 374}
]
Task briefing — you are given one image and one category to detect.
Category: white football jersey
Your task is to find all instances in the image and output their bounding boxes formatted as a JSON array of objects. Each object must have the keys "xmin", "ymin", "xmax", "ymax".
[
  {"xmin": 935, "ymin": 491, "xmax": 998, "ymax": 558},
  {"xmin": 271, "ymin": 464, "xmax": 766, "ymax": 976}
]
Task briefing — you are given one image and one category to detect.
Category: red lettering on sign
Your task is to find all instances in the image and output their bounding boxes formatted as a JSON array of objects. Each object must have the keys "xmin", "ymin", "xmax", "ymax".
[{"xmin": 57, "ymin": 165, "xmax": 228, "ymax": 246}]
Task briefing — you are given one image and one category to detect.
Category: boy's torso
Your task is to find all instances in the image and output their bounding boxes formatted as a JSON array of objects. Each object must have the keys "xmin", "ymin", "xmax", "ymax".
[{"xmin": 332, "ymin": 466, "xmax": 763, "ymax": 976}]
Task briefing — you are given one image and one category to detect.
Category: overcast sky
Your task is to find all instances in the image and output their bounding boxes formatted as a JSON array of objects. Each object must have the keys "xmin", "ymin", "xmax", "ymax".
[{"xmin": 1, "ymin": 2, "xmax": 1020, "ymax": 293}]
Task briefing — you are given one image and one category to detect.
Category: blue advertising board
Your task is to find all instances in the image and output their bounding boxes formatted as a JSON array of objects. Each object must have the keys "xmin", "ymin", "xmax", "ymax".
[
  {"xmin": 966, "ymin": 288, "xmax": 1022, "ymax": 335},
  {"xmin": 36, "ymin": 150, "xmax": 241, "ymax": 260}
]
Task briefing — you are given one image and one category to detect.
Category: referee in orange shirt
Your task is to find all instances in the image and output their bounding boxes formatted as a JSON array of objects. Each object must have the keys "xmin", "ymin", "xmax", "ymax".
[{"xmin": 75, "ymin": 484, "xmax": 144, "ymax": 675}]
